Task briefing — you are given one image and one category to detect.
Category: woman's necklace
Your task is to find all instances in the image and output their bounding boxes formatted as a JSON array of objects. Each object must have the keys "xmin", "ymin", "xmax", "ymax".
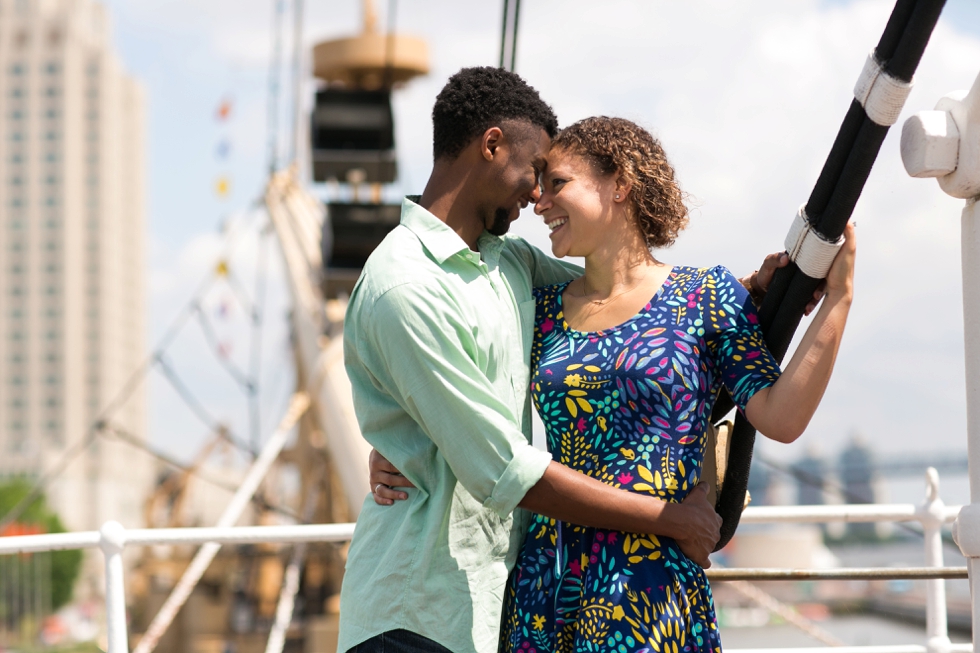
[{"xmin": 574, "ymin": 278, "xmax": 646, "ymax": 308}]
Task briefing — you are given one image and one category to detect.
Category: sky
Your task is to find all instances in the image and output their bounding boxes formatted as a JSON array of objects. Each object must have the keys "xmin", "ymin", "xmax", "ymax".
[{"xmin": 92, "ymin": 0, "xmax": 980, "ymax": 501}]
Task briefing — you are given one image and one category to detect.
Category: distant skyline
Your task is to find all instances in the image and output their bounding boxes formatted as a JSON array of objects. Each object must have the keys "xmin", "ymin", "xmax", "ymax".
[{"xmin": 88, "ymin": 2, "xmax": 980, "ymax": 489}]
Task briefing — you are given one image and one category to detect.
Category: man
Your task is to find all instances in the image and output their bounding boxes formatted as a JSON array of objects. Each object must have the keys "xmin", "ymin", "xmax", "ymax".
[{"xmin": 340, "ymin": 66, "xmax": 794, "ymax": 653}]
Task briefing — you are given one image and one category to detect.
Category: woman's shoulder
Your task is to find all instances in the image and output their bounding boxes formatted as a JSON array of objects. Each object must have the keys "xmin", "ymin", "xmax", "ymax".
[
  {"xmin": 532, "ymin": 281, "xmax": 571, "ymax": 303},
  {"xmin": 667, "ymin": 265, "xmax": 750, "ymax": 309},
  {"xmin": 667, "ymin": 264, "xmax": 740, "ymax": 291}
]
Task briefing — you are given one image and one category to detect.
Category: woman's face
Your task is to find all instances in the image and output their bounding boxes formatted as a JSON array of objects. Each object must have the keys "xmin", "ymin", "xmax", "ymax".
[{"xmin": 535, "ymin": 148, "xmax": 626, "ymax": 259}]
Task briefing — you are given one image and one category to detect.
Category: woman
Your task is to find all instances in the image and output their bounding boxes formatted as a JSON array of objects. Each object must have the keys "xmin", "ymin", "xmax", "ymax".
[{"xmin": 499, "ymin": 116, "xmax": 854, "ymax": 652}]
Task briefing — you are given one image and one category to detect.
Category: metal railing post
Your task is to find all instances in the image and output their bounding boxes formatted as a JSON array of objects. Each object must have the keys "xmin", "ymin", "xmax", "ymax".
[
  {"xmin": 921, "ymin": 468, "xmax": 951, "ymax": 653},
  {"xmin": 958, "ymin": 196, "xmax": 980, "ymax": 653},
  {"xmin": 100, "ymin": 521, "xmax": 129, "ymax": 653},
  {"xmin": 902, "ymin": 66, "xmax": 980, "ymax": 652}
]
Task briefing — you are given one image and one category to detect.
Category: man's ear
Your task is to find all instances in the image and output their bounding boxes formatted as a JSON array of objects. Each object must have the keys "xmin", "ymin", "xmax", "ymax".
[{"xmin": 481, "ymin": 127, "xmax": 504, "ymax": 162}]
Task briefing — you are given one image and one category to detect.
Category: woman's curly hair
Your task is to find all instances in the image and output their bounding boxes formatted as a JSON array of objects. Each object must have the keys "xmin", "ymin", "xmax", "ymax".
[{"xmin": 552, "ymin": 116, "xmax": 688, "ymax": 249}]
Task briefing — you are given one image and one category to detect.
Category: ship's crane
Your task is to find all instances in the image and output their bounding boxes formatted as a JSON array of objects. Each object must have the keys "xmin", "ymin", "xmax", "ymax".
[{"xmin": 265, "ymin": 0, "xmax": 428, "ymax": 520}]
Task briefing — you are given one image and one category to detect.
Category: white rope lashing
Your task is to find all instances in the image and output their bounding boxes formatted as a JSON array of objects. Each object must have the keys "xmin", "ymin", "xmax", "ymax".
[
  {"xmin": 853, "ymin": 51, "xmax": 914, "ymax": 127},
  {"xmin": 784, "ymin": 205, "xmax": 845, "ymax": 279}
]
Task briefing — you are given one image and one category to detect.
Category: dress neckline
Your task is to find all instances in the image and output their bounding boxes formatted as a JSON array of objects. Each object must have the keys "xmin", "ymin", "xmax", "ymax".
[{"xmin": 556, "ymin": 266, "xmax": 679, "ymax": 338}]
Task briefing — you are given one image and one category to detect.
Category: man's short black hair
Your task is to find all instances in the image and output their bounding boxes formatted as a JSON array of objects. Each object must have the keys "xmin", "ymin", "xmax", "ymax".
[{"xmin": 431, "ymin": 66, "xmax": 558, "ymax": 160}]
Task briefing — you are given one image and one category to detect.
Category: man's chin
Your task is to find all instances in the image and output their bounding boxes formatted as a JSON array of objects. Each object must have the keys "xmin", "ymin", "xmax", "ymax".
[{"xmin": 488, "ymin": 207, "xmax": 514, "ymax": 236}]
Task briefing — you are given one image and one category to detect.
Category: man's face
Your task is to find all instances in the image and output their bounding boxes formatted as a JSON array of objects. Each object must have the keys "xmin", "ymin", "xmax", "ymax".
[{"xmin": 482, "ymin": 126, "xmax": 552, "ymax": 236}]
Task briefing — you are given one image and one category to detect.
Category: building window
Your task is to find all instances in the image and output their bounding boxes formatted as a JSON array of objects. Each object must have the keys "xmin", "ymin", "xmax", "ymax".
[
  {"xmin": 45, "ymin": 62, "xmax": 59, "ymax": 75},
  {"xmin": 8, "ymin": 63, "xmax": 24, "ymax": 76}
]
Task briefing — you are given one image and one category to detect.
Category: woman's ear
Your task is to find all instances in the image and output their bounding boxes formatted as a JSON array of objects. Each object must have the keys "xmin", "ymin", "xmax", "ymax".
[{"xmin": 614, "ymin": 176, "xmax": 632, "ymax": 202}]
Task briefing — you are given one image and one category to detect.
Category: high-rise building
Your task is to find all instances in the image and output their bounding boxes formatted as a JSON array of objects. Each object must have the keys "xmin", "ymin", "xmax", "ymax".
[{"xmin": 0, "ymin": 0, "xmax": 147, "ymax": 535}]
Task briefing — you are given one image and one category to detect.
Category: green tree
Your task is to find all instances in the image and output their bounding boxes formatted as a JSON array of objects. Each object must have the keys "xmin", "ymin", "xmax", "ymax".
[{"xmin": 0, "ymin": 478, "xmax": 82, "ymax": 609}]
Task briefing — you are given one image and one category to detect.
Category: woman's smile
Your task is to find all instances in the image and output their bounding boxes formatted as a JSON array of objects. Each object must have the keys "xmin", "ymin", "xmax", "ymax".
[{"xmin": 546, "ymin": 216, "xmax": 568, "ymax": 236}]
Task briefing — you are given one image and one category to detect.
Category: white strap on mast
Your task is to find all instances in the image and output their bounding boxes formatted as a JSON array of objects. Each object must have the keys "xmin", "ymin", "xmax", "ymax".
[
  {"xmin": 132, "ymin": 393, "xmax": 311, "ymax": 653},
  {"xmin": 854, "ymin": 51, "xmax": 914, "ymax": 127},
  {"xmin": 784, "ymin": 205, "xmax": 846, "ymax": 278}
]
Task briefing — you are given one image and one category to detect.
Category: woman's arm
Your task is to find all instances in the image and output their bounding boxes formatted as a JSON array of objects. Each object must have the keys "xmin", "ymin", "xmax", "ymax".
[
  {"xmin": 368, "ymin": 450, "xmax": 722, "ymax": 567},
  {"xmin": 520, "ymin": 463, "xmax": 721, "ymax": 567},
  {"xmin": 744, "ymin": 223, "xmax": 857, "ymax": 443}
]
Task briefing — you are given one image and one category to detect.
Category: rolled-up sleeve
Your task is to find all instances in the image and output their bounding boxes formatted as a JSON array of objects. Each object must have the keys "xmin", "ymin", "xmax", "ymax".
[{"xmin": 361, "ymin": 283, "xmax": 552, "ymax": 518}]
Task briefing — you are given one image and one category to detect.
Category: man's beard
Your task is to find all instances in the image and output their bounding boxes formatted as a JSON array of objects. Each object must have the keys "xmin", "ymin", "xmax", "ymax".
[{"xmin": 488, "ymin": 207, "xmax": 511, "ymax": 236}]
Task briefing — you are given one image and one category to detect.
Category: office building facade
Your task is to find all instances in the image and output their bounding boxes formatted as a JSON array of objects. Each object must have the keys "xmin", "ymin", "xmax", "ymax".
[{"xmin": 0, "ymin": 0, "xmax": 148, "ymax": 534}]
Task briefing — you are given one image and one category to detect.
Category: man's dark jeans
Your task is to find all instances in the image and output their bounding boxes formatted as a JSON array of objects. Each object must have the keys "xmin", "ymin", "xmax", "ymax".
[{"xmin": 348, "ymin": 629, "xmax": 453, "ymax": 653}]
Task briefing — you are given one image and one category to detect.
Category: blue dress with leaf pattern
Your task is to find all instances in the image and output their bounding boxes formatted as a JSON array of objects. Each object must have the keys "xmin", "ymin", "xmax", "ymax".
[{"xmin": 500, "ymin": 266, "xmax": 781, "ymax": 653}]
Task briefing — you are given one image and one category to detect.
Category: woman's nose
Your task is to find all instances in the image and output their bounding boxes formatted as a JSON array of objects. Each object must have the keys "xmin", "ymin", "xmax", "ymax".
[{"xmin": 534, "ymin": 189, "xmax": 550, "ymax": 215}]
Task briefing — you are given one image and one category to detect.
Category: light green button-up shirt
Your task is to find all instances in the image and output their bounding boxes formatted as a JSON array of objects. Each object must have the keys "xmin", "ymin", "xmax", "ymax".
[{"xmin": 339, "ymin": 198, "xmax": 579, "ymax": 653}]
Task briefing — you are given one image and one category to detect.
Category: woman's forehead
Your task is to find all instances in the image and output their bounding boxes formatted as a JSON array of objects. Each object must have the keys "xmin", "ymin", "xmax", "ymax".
[{"xmin": 544, "ymin": 146, "xmax": 587, "ymax": 173}]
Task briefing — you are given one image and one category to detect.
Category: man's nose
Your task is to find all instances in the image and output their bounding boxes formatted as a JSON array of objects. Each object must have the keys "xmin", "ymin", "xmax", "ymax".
[{"xmin": 528, "ymin": 183, "xmax": 542, "ymax": 204}]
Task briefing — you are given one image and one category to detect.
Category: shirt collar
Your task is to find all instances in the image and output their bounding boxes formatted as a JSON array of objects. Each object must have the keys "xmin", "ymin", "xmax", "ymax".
[{"xmin": 400, "ymin": 196, "xmax": 503, "ymax": 267}]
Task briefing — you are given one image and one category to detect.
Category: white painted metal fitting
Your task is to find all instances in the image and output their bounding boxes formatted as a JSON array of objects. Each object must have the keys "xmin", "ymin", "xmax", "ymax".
[
  {"xmin": 901, "ymin": 109, "xmax": 959, "ymax": 178},
  {"xmin": 99, "ymin": 520, "xmax": 127, "ymax": 555},
  {"xmin": 953, "ymin": 503, "xmax": 980, "ymax": 557},
  {"xmin": 901, "ymin": 71, "xmax": 980, "ymax": 199}
]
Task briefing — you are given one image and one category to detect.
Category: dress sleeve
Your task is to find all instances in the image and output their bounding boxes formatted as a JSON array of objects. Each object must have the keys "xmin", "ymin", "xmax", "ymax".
[{"xmin": 703, "ymin": 266, "xmax": 781, "ymax": 411}]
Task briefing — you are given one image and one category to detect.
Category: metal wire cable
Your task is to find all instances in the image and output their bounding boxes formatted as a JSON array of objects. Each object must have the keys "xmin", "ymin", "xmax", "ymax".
[
  {"xmin": 0, "ymin": 215, "xmax": 257, "ymax": 531},
  {"xmin": 248, "ymin": 227, "xmax": 271, "ymax": 451},
  {"xmin": 154, "ymin": 355, "xmax": 255, "ymax": 457},
  {"xmin": 193, "ymin": 304, "xmax": 255, "ymax": 392},
  {"xmin": 266, "ymin": 0, "xmax": 288, "ymax": 173},
  {"xmin": 100, "ymin": 423, "xmax": 305, "ymax": 522}
]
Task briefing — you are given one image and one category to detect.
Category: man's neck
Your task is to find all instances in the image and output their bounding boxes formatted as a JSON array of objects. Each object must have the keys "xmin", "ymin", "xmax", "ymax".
[{"xmin": 419, "ymin": 158, "xmax": 484, "ymax": 251}]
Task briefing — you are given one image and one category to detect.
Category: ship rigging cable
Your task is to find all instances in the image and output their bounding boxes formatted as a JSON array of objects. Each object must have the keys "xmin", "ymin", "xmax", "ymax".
[
  {"xmin": 0, "ymin": 212, "xmax": 278, "ymax": 532},
  {"xmin": 499, "ymin": 0, "xmax": 521, "ymax": 72},
  {"xmin": 711, "ymin": 0, "xmax": 948, "ymax": 550}
]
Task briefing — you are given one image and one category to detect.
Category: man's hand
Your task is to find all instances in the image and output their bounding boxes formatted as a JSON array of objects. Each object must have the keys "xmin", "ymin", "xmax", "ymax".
[
  {"xmin": 741, "ymin": 252, "xmax": 825, "ymax": 316},
  {"xmin": 369, "ymin": 448, "xmax": 414, "ymax": 506},
  {"xmin": 671, "ymin": 483, "xmax": 722, "ymax": 568}
]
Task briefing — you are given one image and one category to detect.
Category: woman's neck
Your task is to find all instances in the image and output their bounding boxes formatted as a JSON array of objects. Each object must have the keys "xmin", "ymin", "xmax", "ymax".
[{"xmin": 577, "ymin": 234, "xmax": 662, "ymax": 300}]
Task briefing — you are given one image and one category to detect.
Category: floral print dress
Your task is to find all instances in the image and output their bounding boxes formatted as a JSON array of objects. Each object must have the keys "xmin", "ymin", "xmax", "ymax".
[{"xmin": 500, "ymin": 266, "xmax": 781, "ymax": 653}]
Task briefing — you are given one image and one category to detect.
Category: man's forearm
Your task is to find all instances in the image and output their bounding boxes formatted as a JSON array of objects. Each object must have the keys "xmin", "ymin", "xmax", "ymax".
[{"xmin": 518, "ymin": 462, "xmax": 685, "ymax": 538}]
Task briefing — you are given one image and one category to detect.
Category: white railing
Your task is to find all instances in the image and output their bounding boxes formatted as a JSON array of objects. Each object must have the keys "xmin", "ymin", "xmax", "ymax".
[
  {"xmin": 0, "ymin": 468, "xmax": 970, "ymax": 653},
  {"xmin": 0, "ymin": 521, "xmax": 357, "ymax": 653}
]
